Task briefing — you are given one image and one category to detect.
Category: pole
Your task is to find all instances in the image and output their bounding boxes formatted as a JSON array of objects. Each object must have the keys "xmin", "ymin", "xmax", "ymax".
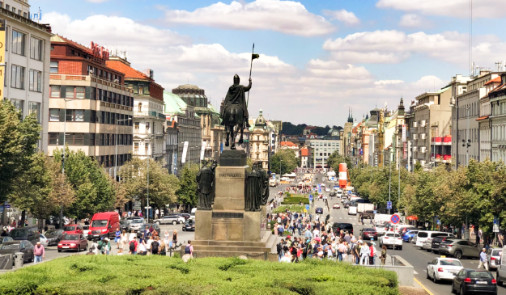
[
  {"xmin": 466, "ymin": 106, "xmax": 470, "ymax": 166},
  {"xmin": 114, "ymin": 119, "xmax": 118, "ymax": 181},
  {"xmin": 388, "ymin": 152, "xmax": 392, "ymax": 214},
  {"xmin": 60, "ymin": 98, "xmax": 68, "ymax": 227},
  {"xmin": 146, "ymin": 156, "xmax": 150, "ymax": 223},
  {"xmin": 247, "ymin": 43, "xmax": 255, "ymax": 107}
]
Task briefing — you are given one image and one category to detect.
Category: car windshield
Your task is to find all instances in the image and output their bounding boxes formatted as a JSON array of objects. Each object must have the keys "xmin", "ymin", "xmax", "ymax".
[
  {"xmin": 92, "ymin": 220, "xmax": 108, "ymax": 227},
  {"xmin": 418, "ymin": 232, "xmax": 428, "ymax": 238},
  {"xmin": 0, "ymin": 243, "xmax": 20, "ymax": 250},
  {"xmin": 131, "ymin": 219, "xmax": 143, "ymax": 224},
  {"xmin": 440, "ymin": 259, "xmax": 462, "ymax": 266},
  {"xmin": 63, "ymin": 234, "xmax": 79, "ymax": 240},
  {"xmin": 64, "ymin": 226, "xmax": 76, "ymax": 231},
  {"xmin": 469, "ymin": 271, "xmax": 493, "ymax": 279},
  {"xmin": 442, "ymin": 239, "xmax": 455, "ymax": 244}
]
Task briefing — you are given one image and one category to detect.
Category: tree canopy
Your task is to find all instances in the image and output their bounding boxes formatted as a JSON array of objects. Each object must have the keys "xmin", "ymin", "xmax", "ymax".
[{"xmin": 271, "ymin": 149, "xmax": 298, "ymax": 175}]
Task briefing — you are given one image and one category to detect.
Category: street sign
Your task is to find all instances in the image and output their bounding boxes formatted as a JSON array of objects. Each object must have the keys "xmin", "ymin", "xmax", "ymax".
[
  {"xmin": 305, "ymin": 205, "xmax": 310, "ymax": 211},
  {"xmin": 436, "ymin": 219, "xmax": 441, "ymax": 225},
  {"xmin": 386, "ymin": 201, "xmax": 392, "ymax": 210},
  {"xmin": 391, "ymin": 214, "xmax": 400, "ymax": 224},
  {"xmin": 493, "ymin": 224, "xmax": 500, "ymax": 233},
  {"xmin": 309, "ymin": 195, "xmax": 313, "ymax": 202}
]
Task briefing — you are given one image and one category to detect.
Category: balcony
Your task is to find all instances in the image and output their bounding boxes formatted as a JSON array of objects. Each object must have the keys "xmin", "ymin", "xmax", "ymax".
[
  {"xmin": 420, "ymin": 133, "xmax": 426, "ymax": 140},
  {"xmin": 443, "ymin": 154, "xmax": 451, "ymax": 163},
  {"xmin": 432, "ymin": 137, "xmax": 442, "ymax": 145},
  {"xmin": 420, "ymin": 120, "xmax": 426, "ymax": 127},
  {"xmin": 420, "ymin": 147, "xmax": 426, "ymax": 153},
  {"xmin": 433, "ymin": 154, "xmax": 442, "ymax": 162},
  {"xmin": 413, "ymin": 134, "xmax": 418, "ymax": 140}
]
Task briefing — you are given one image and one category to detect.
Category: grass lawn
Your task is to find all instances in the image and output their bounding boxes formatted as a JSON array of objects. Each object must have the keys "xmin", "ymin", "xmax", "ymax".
[{"xmin": 0, "ymin": 255, "xmax": 399, "ymax": 295}]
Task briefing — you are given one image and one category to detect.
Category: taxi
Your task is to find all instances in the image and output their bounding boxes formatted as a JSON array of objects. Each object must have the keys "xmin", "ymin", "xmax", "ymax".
[{"xmin": 426, "ymin": 257, "xmax": 463, "ymax": 283}]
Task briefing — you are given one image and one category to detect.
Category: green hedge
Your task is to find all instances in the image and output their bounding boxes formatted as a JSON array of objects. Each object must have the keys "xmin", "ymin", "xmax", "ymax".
[
  {"xmin": 282, "ymin": 196, "xmax": 309, "ymax": 205},
  {"xmin": 272, "ymin": 205, "xmax": 305, "ymax": 213},
  {"xmin": 0, "ymin": 255, "xmax": 399, "ymax": 295}
]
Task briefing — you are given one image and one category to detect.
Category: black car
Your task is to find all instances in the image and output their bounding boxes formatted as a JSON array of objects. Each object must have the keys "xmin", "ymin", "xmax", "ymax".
[
  {"xmin": 0, "ymin": 240, "xmax": 34, "ymax": 263},
  {"xmin": 332, "ymin": 222, "xmax": 354, "ymax": 235},
  {"xmin": 44, "ymin": 229, "xmax": 64, "ymax": 246},
  {"xmin": 9, "ymin": 226, "xmax": 40, "ymax": 245},
  {"xmin": 315, "ymin": 207, "xmax": 323, "ymax": 214},
  {"xmin": 182, "ymin": 220, "xmax": 195, "ymax": 232},
  {"xmin": 136, "ymin": 223, "xmax": 161, "ymax": 239},
  {"xmin": 179, "ymin": 213, "xmax": 191, "ymax": 220},
  {"xmin": 452, "ymin": 269, "xmax": 497, "ymax": 295}
]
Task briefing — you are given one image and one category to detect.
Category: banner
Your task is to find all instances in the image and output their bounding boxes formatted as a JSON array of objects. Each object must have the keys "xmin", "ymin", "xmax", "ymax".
[
  {"xmin": 181, "ymin": 141, "xmax": 189, "ymax": 164},
  {"xmin": 200, "ymin": 141, "xmax": 206, "ymax": 161},
  {"xmin": 0, "ymin": 20, "xmax": 6, "ymax": 100},
  {"xmin": 401, "ymin": 124, "xmax": 406, "ymax": 143}
]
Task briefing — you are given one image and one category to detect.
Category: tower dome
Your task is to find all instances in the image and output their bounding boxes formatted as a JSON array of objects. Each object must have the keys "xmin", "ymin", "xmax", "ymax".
[{"xmin": 254, "ymin": 109, "xmax": 267, "ymax": 128}]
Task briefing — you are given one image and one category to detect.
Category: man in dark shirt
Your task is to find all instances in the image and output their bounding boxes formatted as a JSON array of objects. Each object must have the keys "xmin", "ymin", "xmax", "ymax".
[{"xmin": 151, "ymin": 237, "xmax": 160, "ymax": 255}]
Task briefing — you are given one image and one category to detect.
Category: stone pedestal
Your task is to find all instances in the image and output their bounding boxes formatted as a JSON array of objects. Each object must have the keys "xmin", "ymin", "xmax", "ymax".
[{"xmin": 192, "ymin": 150, "xmax": 276, "ymax": 260}]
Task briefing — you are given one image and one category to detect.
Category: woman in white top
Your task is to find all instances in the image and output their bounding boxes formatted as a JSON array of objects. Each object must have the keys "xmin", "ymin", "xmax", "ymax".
[
  {"xmin": 359, "ymin": 241, "xmax": 369, "ymax": 265},
  {"xmin": 120, "ymin": 230, "xmax": 129, "ymax": 252}
]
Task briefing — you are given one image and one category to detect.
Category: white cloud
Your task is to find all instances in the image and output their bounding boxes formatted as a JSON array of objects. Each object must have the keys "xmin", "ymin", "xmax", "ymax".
[
  {"xmin": 377, "ymin": 0, "xmax": 506, "ymax": 18},
  {"xmin": 86, "ymin": 0, "xmax": 109, "ymax": 3},
  {"xmin": 162, "ymin": 0, "xmax": 334, "ymax": 36},
  {"xmin": 374, "ymin": 80, "xmax": 404, "ymax": 86},
  {"xmin": 399, "ymin": 14, "xmax": 423, "ymax": 28},
  {"xmin": 324, "ymin": 9, "xmax": 360, "ymax": 26},
  {"xmin": 323, "ymin": 30, "xmax": 469, "ymax": 64}
]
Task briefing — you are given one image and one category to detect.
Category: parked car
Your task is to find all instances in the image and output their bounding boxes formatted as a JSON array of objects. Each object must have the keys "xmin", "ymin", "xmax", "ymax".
[
  {"xmin": 136, "ymin": 223, "xmax": 161, "ymax": 239},
  {"xmin": 9, "ymin": 226, "xmax": 40, "ymax": 245},
  {"xmin": 426, "ymin": 257, "xmax": 463, "ymax": 283},
  {"xmin": 128, "ymin": 218, "xmax": 145, "ymax": 231},
  {"xmin": 154, "ymin": 214, "xmax": 185, "ymax": 225},
  {"xmin": 179, "ymin": 213, "xmax": 191, "ymax": 220},
  {"xmin": 487, "ymin": 247, "xmax": 502, "ymax": 271},
  {"xmin": 44, "ymin": 229, "xmax": 64, "ymax": 246},
  {"xmin": 347, "ymin": 206, "xmax": 357, "ymax": 215},
  {"xmin": 332, "ymin": 203, "xmax": 340, "ymax": 209},
  {"xmin": 360, "ymin": 210, "xmax": 375, "ymax": 220},
  {"xmin": 379, "ymin": 232, "xmax": 403, "ymax": 250},
  {"xmin": 430, "ymin": 235, "xmax": 454, "ymax": 253},
  {"xmin": 343, "ymin": 201, "xmax": 351, "ymax": 209},
  {"xmin": 315, "ymin": 207, "xmax": 323, "ymax": 214},
  {"xmin": 402, "ymin": 230, "xmax": 419, "ymax": 242},
  {"xmin": 63, "ymin": 224, "xmax": 83, "ymax": 235},
  {"xmin": 497, "ymin": 246, "xmax": 506, "ymax": 286},
  {"xmin": 0, "ymin": 240, "xmax": 34, "ymax": 263},
  {"xmin": 88, "ymin": 212, "xmax": 120, "ymax": 240},
  {"xmin": 438, "ymin": 239, "xmax": 480, "ymax": 259},
  {"xmin": 332, "ymin": 223, "xmax": 353, "ymax": 235},
  {"xmin": 359, "ymin": 228, "xmax": 378, "ymax": 240},
  {"xmin": 38, "ymin": 234, "xmax": 49, "ymax": 247},
  {"xmin": 451, "ymin": 269, "xmax": 497, "ymax": 295},
  {"xmin": 182, "ymin": 220, "xmax": 195, "ymax": 232},
  {"xmin": 82, "ymin": 225, "xmax": 90, "ymax": 239},
  {"xmin": 58, "ymin": 234, "xmax": 88, "ymax": 252},
  {"xmin": 0, "ymin": 236, "xmax": 13, "ymax": 245},
  {"xmin": 374, "ymin": 223, "xmax": 391, "ymax": 236}
]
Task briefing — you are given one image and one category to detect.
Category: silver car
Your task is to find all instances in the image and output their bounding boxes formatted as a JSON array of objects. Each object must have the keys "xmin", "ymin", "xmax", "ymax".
[
  {"xmin": 154, "ymin": 214, "xmax": 185, "ymax": 225},
  {"xmin": 438, "ymin": 239, "xmax": 480, "ymax": 259},
  {"xmin": 487, "ymin": 247, "xmax": 502, "ymax": 270},
  {"xmin": 128, "ymin": 218, "xmax": 145, "ymax": 231}
]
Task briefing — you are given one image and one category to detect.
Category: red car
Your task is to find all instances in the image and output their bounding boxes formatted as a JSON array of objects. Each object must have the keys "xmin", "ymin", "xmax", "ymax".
[
  {"xmin": 57, "ymin": 234, "xmax": 88, "ymax": 252},
  {"xmin": 63, "ymin": 224, "xmax": 83, "ymax": 235}
]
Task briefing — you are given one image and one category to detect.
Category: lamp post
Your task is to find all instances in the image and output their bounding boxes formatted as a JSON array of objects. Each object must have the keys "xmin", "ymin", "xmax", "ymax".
[
  {"xmin": 146, "ymin": 155, "xmax": 150, "ymax": 223},
  {"xmin": 279, "ymin": 158, "xmax": 282, "ymax": 176},
  {"xmin": 60, "ymin": 97, "xmax": 72, "ymax": 227}
]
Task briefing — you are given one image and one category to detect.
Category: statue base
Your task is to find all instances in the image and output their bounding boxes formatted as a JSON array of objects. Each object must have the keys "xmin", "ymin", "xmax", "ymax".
[
  {"xmin": 191, "ymin": 163, "xmax": 278, "ymax": 260},
  {"xmin": 219, "ymin": 150, "xmax": 247, "ymax": 166}
]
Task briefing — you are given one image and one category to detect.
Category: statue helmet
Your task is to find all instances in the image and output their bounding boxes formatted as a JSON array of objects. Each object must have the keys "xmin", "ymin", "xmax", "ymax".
[{"xmin": 233, "ymin": 74, "xmax": 240, "ymax": 84}]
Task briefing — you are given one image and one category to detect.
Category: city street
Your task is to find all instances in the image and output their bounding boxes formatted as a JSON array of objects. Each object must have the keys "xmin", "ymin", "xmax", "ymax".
[{"xmin": 311, "ymin": 172, "xmax": 506, "ymax": 295}]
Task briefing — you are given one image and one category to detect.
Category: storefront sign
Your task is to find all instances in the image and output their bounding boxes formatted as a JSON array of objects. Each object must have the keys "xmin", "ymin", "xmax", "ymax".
[{"xmin": 90, "ymin": 41, "xmax": 110, "ymax": 60}]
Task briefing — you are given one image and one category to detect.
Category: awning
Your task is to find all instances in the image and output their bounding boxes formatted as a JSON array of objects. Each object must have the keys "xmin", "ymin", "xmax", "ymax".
[{"xmin": 407, "ymin": 215, "xmax": 418, "ymax": 221}]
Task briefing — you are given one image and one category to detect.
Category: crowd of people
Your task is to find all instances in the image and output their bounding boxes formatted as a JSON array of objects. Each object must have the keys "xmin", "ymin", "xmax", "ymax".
[{"xmin": 270, "ymin": 212, "xmax": 386, "ymax": 265}]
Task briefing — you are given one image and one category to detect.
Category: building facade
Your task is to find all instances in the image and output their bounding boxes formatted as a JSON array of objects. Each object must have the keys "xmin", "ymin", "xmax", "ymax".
[
  {"xmin": 478, "ymin": 76, "xmax": 502, "ymax": 161},
  {"xmin": 47, "ymin": 35, "xmax": 134, "ymax": 176},
  {"xmin": 308, "ymin": 139, "xmax": 340, "ymax": 168},
  {"xmin": 488, "ymin": 74, "xmax": 506, "ymax": 164},
  {"xmin": 248, "ymin": 110, "xmax": 270, "ymax": 170},
  {"xmin": 106, "ymin": 57, "xmax": 165, "ymax": 167},
  {"xmin": 1, "ymin": 0, "xmax": 52, "ymax": 151}
]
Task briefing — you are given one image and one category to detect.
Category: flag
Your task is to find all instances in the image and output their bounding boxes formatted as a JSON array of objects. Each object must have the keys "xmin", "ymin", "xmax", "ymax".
[{"xmin": 252, "ymin": 53, "xmax": 259, "ymax": 60}]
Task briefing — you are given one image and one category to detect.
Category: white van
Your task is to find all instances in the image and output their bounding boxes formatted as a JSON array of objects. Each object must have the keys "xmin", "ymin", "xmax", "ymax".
[
  {"xmin": 348, "ymin": 206, "xmax": 357, "ymax": 215},
  {"xmin": 415, "ymin": 231, "xmax": 451, "ymax": 247},
  {"xmin": 497, "ymin": 246, "xmax": 506, "ymax": 286}
]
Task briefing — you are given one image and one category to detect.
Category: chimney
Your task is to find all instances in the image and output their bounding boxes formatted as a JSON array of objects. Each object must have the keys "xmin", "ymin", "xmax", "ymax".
[{"xmin": 144, "ymin": 69, "xmax": 154, "ymax": 79}]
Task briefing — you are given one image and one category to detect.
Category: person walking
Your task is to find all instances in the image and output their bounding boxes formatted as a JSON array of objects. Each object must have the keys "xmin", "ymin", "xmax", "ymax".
[
  {"xmin": 33, "ymin": 242, "xmax": 45, "ymax": 264},
  {"xmin": 184, "ymin": 240, "xmax": 194, "ymax": 258},
  {"xmin": 380, "ymin": 245, "xmax": 387, "ymax": 265},
  {"xmin": 478, "ymin": 248, "xmax": 489, "ymax": 270},
  {"xmin": 114, "ymin": 229, "xmax": 121, "ymax": 249},
  {"xmin": 359, "ymin": 241, "xmax": 369, "ymax": 265}
]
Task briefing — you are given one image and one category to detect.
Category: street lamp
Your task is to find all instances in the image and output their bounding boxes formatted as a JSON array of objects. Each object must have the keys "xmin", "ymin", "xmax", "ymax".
[{"xmin": 279, "ymin": 158, "xmax": 282, "ymax": 176}]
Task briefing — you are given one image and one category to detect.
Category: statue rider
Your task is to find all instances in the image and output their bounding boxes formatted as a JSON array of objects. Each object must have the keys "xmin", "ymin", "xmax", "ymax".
[{"xmin": 221, "ymin": 74, "xmax": 252, "ymax": 128}]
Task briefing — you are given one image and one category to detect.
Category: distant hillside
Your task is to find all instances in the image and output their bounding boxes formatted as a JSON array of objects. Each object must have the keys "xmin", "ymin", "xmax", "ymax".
[{"xmin": 281, "ymin": 122, "xmax": 340, "ymax": 136}]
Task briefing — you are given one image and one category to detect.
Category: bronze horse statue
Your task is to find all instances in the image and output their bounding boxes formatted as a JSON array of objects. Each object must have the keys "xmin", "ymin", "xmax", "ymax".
[{"xmin": 221, "ymin": 75, "xmax": 252, "ymax": 149}]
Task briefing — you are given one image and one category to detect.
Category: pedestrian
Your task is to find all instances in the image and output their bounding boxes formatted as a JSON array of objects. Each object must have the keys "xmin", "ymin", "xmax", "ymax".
[
  {"xmin": 151, "ymin": 236, "xmax": 160, "ymax": 255},
  {"xmin": 359, "ymin": 241, "xmax": 369, "ymax": 265},
  {"xmin": 172, "ymin": 230, "xmax": 178, "ymax": 246},
  {"xmin": 184, "ymin": 240, "xmax": 194, "ymax": 258},
  {"xmin": 129, "ymin": 238, "xmax": 138, "ymax": 255},
  {"xmin": 478, "ymin": 248, "xmax": 489, "ymax": 270},
  {"xmin": 380, "ymin": 245, "xmax": 387, "ymax": 265},
  {"xmin": 137, "ymin": 238, "xmax": 147, "ymax": 255},
  {"xmin": 33, "ymin": 242, "xmax": 45, "ymax": 264},
  {"xmin": 114, "ymin": 229, "xmax": 121, "ymax": 249}
]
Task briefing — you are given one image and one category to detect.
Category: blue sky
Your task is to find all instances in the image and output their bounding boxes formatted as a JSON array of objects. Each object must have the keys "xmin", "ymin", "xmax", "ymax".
[{"xmin": 32, "ymin": 0, "xmax": 506, "ymax": 126}]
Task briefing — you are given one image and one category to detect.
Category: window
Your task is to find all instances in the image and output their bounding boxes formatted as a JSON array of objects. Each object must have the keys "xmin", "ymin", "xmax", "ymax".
[
  {"xmin": 134, "ymin": 122, "xmax": 139, "ymax": 130},
  {"xmin": 50, "ymin": 61, "xmax": 58, "ymax": 73},
  {"xmin": 65, "ymin": 86, "xmax": 74, "ymax": 98},
  {"xmin": 12, "ymin": 30, "xmax": 25, "ymax": 55},
  {"xmin": 29, "ymin": 70, "xmax": 42, "ymax": 92},
  {"xmin": 146, "ymin": 122, "xmax": 150, "ymax": 130},
  {"xmin": 30, "ymin": 37, "xmax": 42, "ymax": 60},
  {"xmin": 76, "ymin": 87, "xmax": 85, "ymax": 99},
  {"xmin": 50, "ymin": 85, "xmax": 60, "ymax": 97},
  {"xmin": 11, "ymin": 65, "xmax": 25, "ymax": 89},
  {"xmin": 138, "ymin": 102, "xmax": 142, "ymax": 112},
  {"xmin": 49, "ymin": 109, "xmax": 60, "ymax": 121},
  {"xmin": 28, "ymin": 102, "xmax": 41, "ymax": 122},
  {"xmin": 134, "ymin": 142, "xmax": 139, "ymax": 152},
  {"xmin": 10, "ymin": 98, "xmax": 24, "ymax": 112},
  {"xmin": 66, "ymin": 110, "xmax": 85, "ymax": 122},
  {"xmin": 145, "ymin": 143, "xmax": 149, "ymax": 153},
  {"xmin": 49, "ymin": 133, "xmax": 58, "ymax": 145}
]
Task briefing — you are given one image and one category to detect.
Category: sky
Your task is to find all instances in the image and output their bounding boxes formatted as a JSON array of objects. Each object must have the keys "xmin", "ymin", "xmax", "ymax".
[{"xmin": 30, "ymin": 0, "xmax": 506, "ymax": 126}]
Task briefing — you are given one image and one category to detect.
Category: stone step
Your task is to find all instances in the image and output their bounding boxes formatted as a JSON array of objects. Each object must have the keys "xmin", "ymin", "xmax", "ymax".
[
  {"xmin": 194, "ymin": 250, "xmax": 271, "ymax": 260},
  {"xmin": 194, "ymin": 245, "xmax": 271, "ymax": 253},
  {"xmin": 192, "ymin": 240, "xmax": 266, "ymax": 247}
]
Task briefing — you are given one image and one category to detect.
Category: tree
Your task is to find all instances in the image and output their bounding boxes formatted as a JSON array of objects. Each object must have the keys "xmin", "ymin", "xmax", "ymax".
[
  {"xmin": 271, "ymin": 149, "xmax": 297, "ymax": 175},
  {"xmin": 327, "ymin": 151, "xmax": 353, "ymax": 171},
  {"xmin": 53, "ymin": 148, "xmax": 115, "ymax": 219},
  {"xmin": 118, "ymin": 158, "xmax": 180, "ymax": 213},
  {"xmin": 176, "ymin": 163, "xmax": 199, "ymax": 211},
  {"xmin": 0, "ymin": 100, "xmax": 40, "ymax": 205}
]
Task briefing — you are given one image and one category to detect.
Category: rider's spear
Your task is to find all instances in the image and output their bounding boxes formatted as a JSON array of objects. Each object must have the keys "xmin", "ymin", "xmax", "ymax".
[{"xmin": 247, "ymin": 43, "xmax": 259, "ymax": 108}]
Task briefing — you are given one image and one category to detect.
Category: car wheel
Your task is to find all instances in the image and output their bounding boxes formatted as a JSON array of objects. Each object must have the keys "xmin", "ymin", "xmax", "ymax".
[
  {"xmin": 426, "ymin": 269, "xmax": 430, "ymax": 279},
  {"xmin": 451, "ymin": 282, "xmax": 456, "ymax": 294},
  {"xmin": 58, "ymin": 249, "xmax": 61, "ymax": 253},
  {"xmin": 399, "ymin": 246, "xmax": 402, "ymax": 250},
  {"xmin": 433, "ymin": 273, "xmax": 439, "ymax": 284},
  {"xmin": 408, "ymin": 237, "xmax": 412, "ymax": 242},
  {"xmin": 454, "ymin": 251, "xmax": 463, "ymax": 259},
  {"xmin": 172, "ymin": 221, "xmax": 177, "ymax": 225},
  {"xmin": 460, "ymin": 285, "xmax": 465, "ymax": 295},
  {"xmin": 77, "ymin": 246, "xmax": 80, "ymax": 252}
]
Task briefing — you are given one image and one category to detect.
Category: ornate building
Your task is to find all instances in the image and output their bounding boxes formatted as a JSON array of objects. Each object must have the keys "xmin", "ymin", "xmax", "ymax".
[{"xmin": 248, "ymin": 110, "xmax": 270, "ymax": 170}]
